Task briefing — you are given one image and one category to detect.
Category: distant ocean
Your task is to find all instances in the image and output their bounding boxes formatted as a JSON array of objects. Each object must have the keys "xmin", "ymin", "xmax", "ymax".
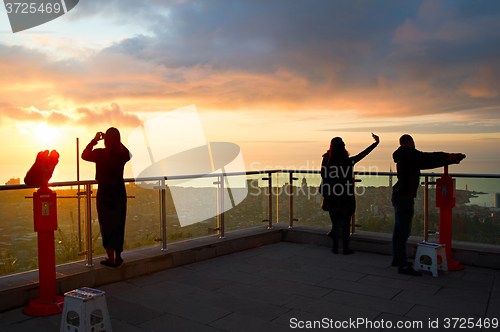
[
  {"xmin": 456, "ymin": 178, "xmax": 500, "ymax": 208},
  {"xmin": 356, "ymin": 175, "xmax": 499, "ymax": 208}
]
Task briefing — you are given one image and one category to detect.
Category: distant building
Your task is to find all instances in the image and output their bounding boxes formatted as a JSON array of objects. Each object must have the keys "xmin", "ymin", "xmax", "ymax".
[{"xmin": 5, "ymin": 178, "xmax": 20, "ymax": 185}]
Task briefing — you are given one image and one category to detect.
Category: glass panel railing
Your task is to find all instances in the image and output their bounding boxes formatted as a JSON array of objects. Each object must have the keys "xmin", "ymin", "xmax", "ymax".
[
  {"xmin": 292, "ymin": 172, "xmax": 330, "ymax": 229},
  {"xmin": 275, "ymin": 172, "xmax": 289, "ymax": 225},
  {"xmin": 453, "ymin": 177, "xmax": 500, "ymax": 244},
  {"xmin": 0, "ymin": 185, "xmax": 86, "ymax": 275},
  {"xmin": 403, "ymin": 175, "xmax": 500, "ymax": 245},
  {"xmin": 351, "ymin": 173, "xmax": 500, "ymax": 246},
  {"xmin": 225, "ymin": 174, "xmax": 268, "ymax": 232},
  {"xmin": 87, "ymin": 184, "xmax": 105, "ymax": 259},
  {"xmin": 54, "ymin": 186, "xmax": 84, "ymax": 264},
  {"xmin": 163, "ymin": 177, "xmax": 218, "ymax": 242},
  {"xmin": 122, "ymin": 182, "xmax": 161, "ymax": 250},
  {"xmin": 0, "ymin": 188, "xmax": 36, "ymax": 275},
  {"xmin": 412, "ymin": 183, "xmax": 427, "ymax": 238},
  {"xmin": 351, "ymin": 174, "xmax": 394, "ymax": 234}
]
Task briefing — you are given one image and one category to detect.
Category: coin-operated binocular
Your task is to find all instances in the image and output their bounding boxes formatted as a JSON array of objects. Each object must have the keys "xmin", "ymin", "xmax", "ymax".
[
  {"xmin": 23, "ymin": 150, "xmax": 65, "ymax": 316},
  {"xmin": 24, "ymin": 150, "xmax": 59, "ymax": 187},
  {"xmin": 436, "ymin": 165, "xmax": 463, "ymax": 271}
]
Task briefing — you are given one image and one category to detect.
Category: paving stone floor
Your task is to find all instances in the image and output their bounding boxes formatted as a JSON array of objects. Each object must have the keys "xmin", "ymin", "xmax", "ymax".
[{"xmin": 0, "ymin": 242, "xmax": 498, "ymax": 332}]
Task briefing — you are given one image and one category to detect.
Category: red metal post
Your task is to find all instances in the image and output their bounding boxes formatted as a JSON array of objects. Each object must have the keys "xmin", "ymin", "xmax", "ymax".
[
  {"xmin": 24, "ymin": 186, "xmax": 64, "ymax": 316},
  {"xmin": 436, "ymin": 166, "xmax": 463, "ymax": 271}
]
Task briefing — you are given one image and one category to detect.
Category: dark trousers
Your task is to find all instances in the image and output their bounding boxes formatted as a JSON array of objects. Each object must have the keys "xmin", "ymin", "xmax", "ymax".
[
  {"xmin": 96, "ymin": 183, "xmax": 127, "ymax": 254},
  {"xmin": 328, "ymin": 210, "xmax": 351, "ymax": 251},
  {"xmin": 391, "ymin": 194, "xmax": 414, "ymax": 268}
]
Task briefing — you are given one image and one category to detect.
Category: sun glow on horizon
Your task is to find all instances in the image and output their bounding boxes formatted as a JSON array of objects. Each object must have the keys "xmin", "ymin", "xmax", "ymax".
[{"xmin": 31, "ymin": 123, "xmax": 62, "ymax": 144}]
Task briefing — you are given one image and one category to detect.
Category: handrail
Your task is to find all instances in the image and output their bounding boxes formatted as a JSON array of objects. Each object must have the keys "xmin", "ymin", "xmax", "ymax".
[{"xmin": 2, "ymin": 170, "xmax": 500, "ymax": 191}]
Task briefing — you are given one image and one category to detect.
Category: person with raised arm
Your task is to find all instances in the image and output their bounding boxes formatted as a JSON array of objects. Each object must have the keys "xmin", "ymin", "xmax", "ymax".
[{"xmin": 321, "ymin": 133, "xmax": 379, "ymax": 255}]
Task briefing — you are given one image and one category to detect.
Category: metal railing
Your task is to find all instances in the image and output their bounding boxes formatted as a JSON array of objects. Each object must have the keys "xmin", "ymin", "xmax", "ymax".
[{"xmin": 1, "ymin": 170, "xmax": 499, "ymax": 269}]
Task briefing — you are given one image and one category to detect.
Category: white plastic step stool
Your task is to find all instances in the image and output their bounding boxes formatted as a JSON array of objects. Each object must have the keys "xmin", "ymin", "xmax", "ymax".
[
  {"xmin": 414, "ymin": 242, "xmax": 448, "ymax": 277},
  {"xmin": 60, "ymin": 287, "xmax": 112, "ymax": 332}
]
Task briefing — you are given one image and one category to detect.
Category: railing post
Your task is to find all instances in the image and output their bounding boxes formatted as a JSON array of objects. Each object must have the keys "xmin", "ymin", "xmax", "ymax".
[
  {"xmin": 85, "ymin": 183, "xmax": 93, "ymax": 267},
  {"xmin": 76, "ymin": 138, "xmax": 82, "ymax": 253},
  {"xmin": 276, "ymin": 173, "xmax": 279, "ymax": 224},
  {"xmin": 424, "ymin": 175, "xmax": 429, "ymax": 242},
  {"xmin": 216, "ymin": 176, "xmax": 220, "ymax": 233},
  {"xmin": 288, "ymin": 172, "xmax": 298, "ymax": 228},
  {"xmin": 351, "ymin": 174, "xmax": 356, "ymax": 235},
  {"xmin": 220, "ymin": 173, "xmax": 225, "ymax": 239},
  {"xmin": 161, "ymin": 179, "xmax": 167, "ymax": 251},
  {"xmin": 261, "ymin": 173, "xmax": 273, "ymax": 229},
  {"xmin": 269, "ymin": 173, "xmax": 272, "ymax": 229},
  {"xmin": 157, "ymin": 186, "xmax": 162, "ymax": 241},
  {"xmin": 213, "ymin": 176, "xmax": 223, "ymax": 238},
  {"xmin": 77, "ymin": 185, "xmax": 82, "ymax": 253},
  {"xmin": 153, "ymin": 179, "xmax": 168, "ymax": 250}
]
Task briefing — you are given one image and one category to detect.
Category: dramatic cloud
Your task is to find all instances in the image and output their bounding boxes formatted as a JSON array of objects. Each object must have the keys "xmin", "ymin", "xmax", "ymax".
[
  {"xmin": 75, "ymin": 103, "xmax": 142, "ymax": 127},
  {"xmin": 0, "ymin": 103, "xmax": 69, "ymax": 124},
  {"xmin": 1, "ymin": 0, "xmax": 500, "ymax": 120},
  {"xmin": 0, "ymin": 102, "xmax": 141, "ymax": 128}
]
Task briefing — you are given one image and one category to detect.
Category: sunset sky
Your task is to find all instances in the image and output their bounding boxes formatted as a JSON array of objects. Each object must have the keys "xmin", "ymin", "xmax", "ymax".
[{"xmin": 1, "ymin": 0, "xmax": 500, "ymax": 184}]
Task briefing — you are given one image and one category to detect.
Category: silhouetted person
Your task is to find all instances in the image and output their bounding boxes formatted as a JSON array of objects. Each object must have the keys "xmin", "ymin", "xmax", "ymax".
[
  {"xmin": 321, "ymin": 134, "xmax": 379, "ymax": 254},
  {"xmin": 82, "ymin": 128, "xmax": 131, "ymax": 268},
  {"xmin": 392, "ymin": 134, "xmax": 465, "ymax": 276}
]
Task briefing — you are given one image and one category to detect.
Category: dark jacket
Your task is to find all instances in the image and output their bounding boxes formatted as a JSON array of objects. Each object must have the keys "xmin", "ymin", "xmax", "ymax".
[
  {"xmin": 321, "ymin": 142, "xmax": 378, "ymax": 217},
  {"xmin": 392, "ymin": 146, "xmax": 449, "ymax": 197},
  {"xmin": 82, "ymin": 140, "xmax": 131, "ymax": 185}
]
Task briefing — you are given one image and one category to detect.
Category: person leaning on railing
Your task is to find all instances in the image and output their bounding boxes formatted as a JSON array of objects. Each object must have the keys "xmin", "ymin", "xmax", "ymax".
[
  {"xmin": 320, "ymin": 133, "xmax": 379, "ymax": 255},
  {"xmin": 391, "ymin": 134, "xmax": 465, "ymax": 276},
  {"xmin": 82, "ymin": 127, "xmax": 132, "ymax": 269}
]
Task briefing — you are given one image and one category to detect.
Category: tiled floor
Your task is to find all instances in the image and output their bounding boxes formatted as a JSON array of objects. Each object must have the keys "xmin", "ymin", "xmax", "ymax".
[{"xmin": 0, "ymin": 242, "xmax": 498, "ymax": 331}]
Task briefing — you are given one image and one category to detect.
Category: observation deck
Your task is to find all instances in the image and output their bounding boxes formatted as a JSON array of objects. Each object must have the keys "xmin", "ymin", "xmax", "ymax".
[{"xmin": 0, "ymin": 170, "xmax": 499, "ymax": 331}]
